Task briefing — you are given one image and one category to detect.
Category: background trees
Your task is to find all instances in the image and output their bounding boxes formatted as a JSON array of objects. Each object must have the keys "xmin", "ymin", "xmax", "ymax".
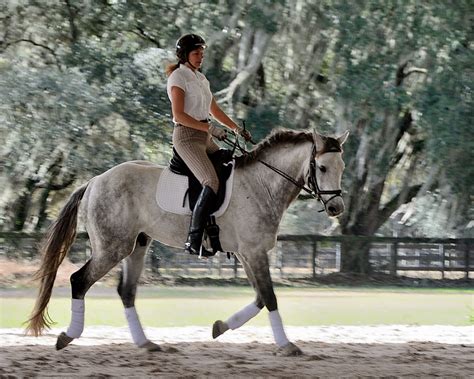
[{"xmin": 1, "ymin": 0, "xmax": 472, "ymax": 271}]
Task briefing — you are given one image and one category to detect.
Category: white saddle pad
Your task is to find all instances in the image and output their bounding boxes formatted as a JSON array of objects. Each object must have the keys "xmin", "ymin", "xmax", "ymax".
[{"xmin": 156, "ymin": 162, "xmax": 234, "ymax": 217}]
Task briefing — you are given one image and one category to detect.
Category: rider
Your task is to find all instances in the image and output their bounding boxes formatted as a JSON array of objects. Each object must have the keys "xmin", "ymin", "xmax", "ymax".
[{"xmin": 166, "ymin": 33, "xmax": 251, "ymax": 256}]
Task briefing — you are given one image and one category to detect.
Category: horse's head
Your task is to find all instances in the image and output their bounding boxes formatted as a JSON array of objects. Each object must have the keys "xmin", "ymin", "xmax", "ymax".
[{"xmin": 310, "ymin": 130, "xmax": 349, "ymax": 217}]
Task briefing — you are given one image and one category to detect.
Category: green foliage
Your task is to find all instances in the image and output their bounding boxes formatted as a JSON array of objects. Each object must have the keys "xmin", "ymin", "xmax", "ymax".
[
  {"xmin": 333, "ymin": 1, "xmax": 472, "ymax": 169},
  {"xmin": 0, "ymin": 66, "xmax": 121, "ymax": 176},
  {"xmin": 246, "ymin": 2, "xmax": 280, "ymax": 33},
  {"xmin": 417, "ymin": 39, "xmax": 474, "ymax": 194}
]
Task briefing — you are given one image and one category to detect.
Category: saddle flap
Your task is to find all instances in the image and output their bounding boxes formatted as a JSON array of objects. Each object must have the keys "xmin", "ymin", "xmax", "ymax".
[{"xmin": 156, "ymin": 162, "xmax": 235, "ymax": 218}]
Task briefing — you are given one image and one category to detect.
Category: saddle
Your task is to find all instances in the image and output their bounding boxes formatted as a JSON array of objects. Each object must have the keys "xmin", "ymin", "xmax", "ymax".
[
  {"xmin": 169, "ymin": 148, "xmax": 233, "ymax": 213},
  {"xmin": 168, "ymin": 148, "xmax": 234, "ymax": 256}
]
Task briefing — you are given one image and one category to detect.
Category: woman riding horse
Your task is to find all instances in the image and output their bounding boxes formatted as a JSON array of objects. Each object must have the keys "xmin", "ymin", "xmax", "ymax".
[{"xmin": 166, "ymin": 33, "xmax": 251, "ymax": 257}]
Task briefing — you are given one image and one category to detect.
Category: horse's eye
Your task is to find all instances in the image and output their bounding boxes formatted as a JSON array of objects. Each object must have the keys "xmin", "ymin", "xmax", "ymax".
[{"xmin": 319, "ymin": 165, "xmax": 327, "ymax": 173}]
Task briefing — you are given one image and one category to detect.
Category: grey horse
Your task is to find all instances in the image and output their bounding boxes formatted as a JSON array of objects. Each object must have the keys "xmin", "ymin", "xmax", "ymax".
[{"xmin": 26, "ymin": 128, "xmax": 348, "ymax": 356}]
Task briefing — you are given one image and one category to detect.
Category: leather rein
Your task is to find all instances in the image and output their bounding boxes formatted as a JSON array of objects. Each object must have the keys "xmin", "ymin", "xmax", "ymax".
[{"xmin": 223, "ymin": 135, "xmax": 342, "ymax": 212}]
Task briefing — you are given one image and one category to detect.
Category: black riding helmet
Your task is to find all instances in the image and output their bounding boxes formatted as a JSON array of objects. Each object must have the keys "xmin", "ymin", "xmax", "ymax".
[{"xmin": 176, "ymin": 34, "xmax": 206, "ymax": 64}]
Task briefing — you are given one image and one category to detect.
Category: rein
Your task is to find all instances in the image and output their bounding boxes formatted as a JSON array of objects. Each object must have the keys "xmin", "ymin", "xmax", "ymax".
[{"xmin": 222, "ymin": 135, "xmax": 342, "ymax": 212}]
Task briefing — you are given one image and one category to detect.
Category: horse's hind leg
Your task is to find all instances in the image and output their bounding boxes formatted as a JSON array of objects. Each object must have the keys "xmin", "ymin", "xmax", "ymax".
[
  {"xmin": 212, "ymin": 257, "xmax": 264, "ymax": 338},
  {"xmin": 56, "ymin": 238, "xmax": 135, "ymax": 350},
  {"xmin": 117, "ymin": 233, "xmax": 161, "ymax": 352}
]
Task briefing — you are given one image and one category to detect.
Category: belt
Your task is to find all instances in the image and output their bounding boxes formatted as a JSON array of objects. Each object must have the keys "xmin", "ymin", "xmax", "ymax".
[{"xmin": 174, "ymin": 119, "xmax": 210, "ymax": 126}]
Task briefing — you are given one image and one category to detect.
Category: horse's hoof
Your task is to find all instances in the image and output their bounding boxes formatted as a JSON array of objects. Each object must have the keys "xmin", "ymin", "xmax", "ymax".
[
  {"xmin": 56, "ymin": 332, "xmax": 74, "ymax": 350},
  {"xmin": 276, "ymin": 342, "xmax": 303, "ymax": 357},
  {"xmin": 212, "ymin": 320, "xmax": 228, "ymax": 339},
  {"xmin": 139, "ymin": 340, "xmax": 162, "ymax": 352}
]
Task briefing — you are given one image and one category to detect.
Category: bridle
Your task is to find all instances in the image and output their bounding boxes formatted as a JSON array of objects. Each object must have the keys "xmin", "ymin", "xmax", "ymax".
[
  {"xmin": 306, "ymin": 144, "xmax": 343, "ymax": 211},
  {"xmin": 223, "ymin": 135, "xmax": 343, "ymax": 213}
]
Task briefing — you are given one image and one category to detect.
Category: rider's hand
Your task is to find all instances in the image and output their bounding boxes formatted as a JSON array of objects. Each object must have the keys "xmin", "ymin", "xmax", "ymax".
[
  {"xmin": 209, "ymin": 125, "xmax": 227, "ymax": 141},
  {"xmin": 235, "ymin": 126, "xmax": 252, "ymax": 142}
]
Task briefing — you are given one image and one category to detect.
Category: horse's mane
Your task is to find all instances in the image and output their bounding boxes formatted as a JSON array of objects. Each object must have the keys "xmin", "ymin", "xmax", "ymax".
[{"xmin": 234, "ymin": 129, "xmax": 313, "ymax": 168}]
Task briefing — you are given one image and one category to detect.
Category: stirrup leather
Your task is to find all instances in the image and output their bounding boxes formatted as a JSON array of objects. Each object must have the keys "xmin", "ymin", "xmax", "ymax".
[{"xmin": 205, "ymin": 216, "xmax": 223, "ymax": 254}]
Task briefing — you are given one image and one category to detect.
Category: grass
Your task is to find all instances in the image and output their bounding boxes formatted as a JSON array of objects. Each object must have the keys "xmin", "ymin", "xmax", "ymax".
[{"xmin": 1, "ymin": 286, "xmax": 473, "ymax": 329}]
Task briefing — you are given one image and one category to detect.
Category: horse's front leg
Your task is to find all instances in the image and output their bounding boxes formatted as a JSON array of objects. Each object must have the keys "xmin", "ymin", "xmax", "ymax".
[
  {"xmin": 214, "ymin": 251, "xmax": 303, "ymax": 356},
  {"xmin": 248, "ymin": 252, "xmax": 302, "ymax": 356},
  {"xmin": 212, "ymin": 258, "xmax": 264, "ymax": 338}
]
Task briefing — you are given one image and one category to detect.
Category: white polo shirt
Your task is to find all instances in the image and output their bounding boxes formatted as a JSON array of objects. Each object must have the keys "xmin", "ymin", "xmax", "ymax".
[{"xmin": 167, "ymin": 64, "xmax": 212, "ymax": 122}]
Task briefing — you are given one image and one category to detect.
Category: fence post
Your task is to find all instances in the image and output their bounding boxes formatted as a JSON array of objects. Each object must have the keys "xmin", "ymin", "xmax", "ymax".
[
  {"xmin": 280, "ymin": 244, "xmax": 284, "ymax": 278},
  {"xmin": 335, "ymin": 243, "xmax": 341, "ymax": 272},
  {"xmin": 233, "ymin": 255, "xmax": 238, "ymax": 278},
  {"xmin": 390, "ymin": 242, "xmax": 398, "ymax": 276},
  {"xmin": 465, "ymin": 241, "xmax": 471, "ymax": 280},
  {"xmin": 440, "ymin": 244, "xmax": 445, "ymax": 279},
  {"xmin": 312, "ymin": 240, "xmax": 317, "ymax": 279}
]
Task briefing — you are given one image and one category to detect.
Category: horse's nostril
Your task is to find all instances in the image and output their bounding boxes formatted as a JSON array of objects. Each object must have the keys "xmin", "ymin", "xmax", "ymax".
[{"xmin": 328, "ymin": 206, "xmax": 337, "ymax": 214}]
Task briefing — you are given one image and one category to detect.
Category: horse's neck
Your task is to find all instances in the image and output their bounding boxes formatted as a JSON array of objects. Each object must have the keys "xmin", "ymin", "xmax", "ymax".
[{"xmin": 240, "ymin": 141, "xmax": 312, "ymax": 220}]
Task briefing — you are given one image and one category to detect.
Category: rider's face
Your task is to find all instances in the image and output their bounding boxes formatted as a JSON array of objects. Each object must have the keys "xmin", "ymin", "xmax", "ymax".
[{"xmin": 188, "ymin": 47, "xmax": 204, "ymax": 69}]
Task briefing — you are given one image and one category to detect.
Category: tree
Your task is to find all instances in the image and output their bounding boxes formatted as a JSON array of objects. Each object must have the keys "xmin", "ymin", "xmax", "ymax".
[{"xmin": 327, "ymin": 1, "xmax": 473, "ymax": 271}]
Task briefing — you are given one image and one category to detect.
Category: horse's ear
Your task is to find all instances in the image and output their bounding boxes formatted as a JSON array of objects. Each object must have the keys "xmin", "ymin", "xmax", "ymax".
[
  {"xmin": 312, "ymin": 130, "xmax": 326, "ymax": 152},
  {"xmin": 336, "ymin": 130, "xmax": 349, "ymax": 146}
]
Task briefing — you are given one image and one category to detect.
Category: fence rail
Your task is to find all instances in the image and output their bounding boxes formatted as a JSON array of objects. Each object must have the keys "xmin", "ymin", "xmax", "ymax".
[
  {"xmin": 0, "ymin": 232, "xmax": 472, "ymax": 279},
  {"xmin": 277, "ymin": 234, "xmax": 472, "ymax": 279}
]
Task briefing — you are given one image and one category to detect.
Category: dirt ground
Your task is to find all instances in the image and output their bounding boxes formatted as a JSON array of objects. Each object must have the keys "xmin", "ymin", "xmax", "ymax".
[
  {"xmin": 0, "ymin": 258, "xmax": 79, "ymax": 288},
  {"xmin": 1, "ymin": 339, "xmax": 473, "ymax": 378},
  {"xmin": 1, "ymin": 325, "xmax": 473, "ymax": 377}
]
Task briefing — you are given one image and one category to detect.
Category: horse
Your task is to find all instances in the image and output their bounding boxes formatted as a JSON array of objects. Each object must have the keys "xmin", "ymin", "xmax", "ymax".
[{"xmin": 26, "ymin": 128, "xmax": 349, "ymax": 356}]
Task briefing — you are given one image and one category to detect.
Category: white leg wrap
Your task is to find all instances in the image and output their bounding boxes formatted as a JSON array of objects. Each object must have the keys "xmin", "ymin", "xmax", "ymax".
[
  {"xmin": 269, "ymin": 310, "xmax": 290, "ymax": 347},
  {"xmin": 66, "ymin": 299, "xmax": 85, "ymax": 339},
  {"xmin": 226, "ymin": 302, "xmax": 261, "ymax": 330},
  {"xmin": 125, "ymin": 307, "xmax": 148, "ymax": 347}
]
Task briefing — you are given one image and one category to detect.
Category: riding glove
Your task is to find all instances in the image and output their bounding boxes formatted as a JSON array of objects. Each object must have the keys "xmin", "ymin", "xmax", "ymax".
[{"xmin": 235, "ymin": 126, "xmax": 252, "ymax": 142}]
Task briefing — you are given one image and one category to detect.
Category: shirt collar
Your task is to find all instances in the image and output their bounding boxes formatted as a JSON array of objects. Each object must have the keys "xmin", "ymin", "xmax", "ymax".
[{"xmin": 180, "ymin": 64, "xmax": 202, "ymax": 77}]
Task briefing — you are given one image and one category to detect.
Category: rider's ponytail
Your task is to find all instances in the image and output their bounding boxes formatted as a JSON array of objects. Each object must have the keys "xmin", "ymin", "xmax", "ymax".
[{"xmin": 166, "ymin": 62, "xmax": 180, "ymax": 76}]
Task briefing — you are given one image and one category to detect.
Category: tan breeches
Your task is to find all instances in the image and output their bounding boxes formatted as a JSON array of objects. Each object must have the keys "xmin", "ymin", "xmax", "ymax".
[{"xmin": 172, "ymin": 124, "xmax": 220, "ymax": 194}]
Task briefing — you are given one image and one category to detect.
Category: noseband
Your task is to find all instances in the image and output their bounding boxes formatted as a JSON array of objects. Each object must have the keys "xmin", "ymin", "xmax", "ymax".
[{"xmin": 224, "ymin": 137, "xmax": 343, "ymax": 212}]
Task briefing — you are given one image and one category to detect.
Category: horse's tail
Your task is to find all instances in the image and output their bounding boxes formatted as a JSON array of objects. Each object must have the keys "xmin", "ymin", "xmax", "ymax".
[{"xmin": 25, "ymin": 183, "xmax": 89, "ymax": 336}]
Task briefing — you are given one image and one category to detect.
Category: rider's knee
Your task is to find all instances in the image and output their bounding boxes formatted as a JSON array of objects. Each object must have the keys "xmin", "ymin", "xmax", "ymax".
[{"xmin": 202, "ymin": 178, "xmax": 219, "ymax": 194}]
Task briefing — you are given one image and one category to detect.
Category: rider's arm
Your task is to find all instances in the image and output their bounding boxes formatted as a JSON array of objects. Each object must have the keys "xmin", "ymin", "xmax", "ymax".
[{"xmin": 210, "ymin": 97, "xmax": 239, "ymax": 132}]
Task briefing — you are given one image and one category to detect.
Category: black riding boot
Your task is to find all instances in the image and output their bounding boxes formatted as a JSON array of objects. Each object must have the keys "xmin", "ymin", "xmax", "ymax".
[{"xmin": 185, "ymin": 186, "xmax": 216, "ymax": 257}]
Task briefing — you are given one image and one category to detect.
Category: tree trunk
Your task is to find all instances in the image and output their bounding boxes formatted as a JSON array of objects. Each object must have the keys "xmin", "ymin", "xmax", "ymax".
[
  {"xmin": 34, "ymin": 154, "xmax": 76, "ymax": 231},
  {"xmin": 11, "ymin": 177, "xmax": 37, "ymax": 231},
  {"xmin": 336, "ymin": 60, "xmax": 428, "ymax": 273},
  {"xmin": 340, "ymin": 238, "xmax": 372, "ymax": 274},
  {"xmin": 34, "ymin": 173, "xmax": 76, "ymax": 231},
  {"xmin": 215, "ymin": 28, "xmax": 272, "ymax": 107}
]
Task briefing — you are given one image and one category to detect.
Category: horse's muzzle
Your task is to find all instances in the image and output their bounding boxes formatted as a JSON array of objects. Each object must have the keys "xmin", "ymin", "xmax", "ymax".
[{"xmin": 325, "ymin": 196, "xmax": 345, "ymax": 217}]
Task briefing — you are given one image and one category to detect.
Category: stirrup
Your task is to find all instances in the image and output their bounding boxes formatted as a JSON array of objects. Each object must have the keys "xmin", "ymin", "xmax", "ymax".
[
  {"xmin": 185, "ymin": 241, "xmax": 216, "ymax": 258},
  {"xmin": 198, "ymin": 244, "xmax": 216, "ymax": 260}
]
